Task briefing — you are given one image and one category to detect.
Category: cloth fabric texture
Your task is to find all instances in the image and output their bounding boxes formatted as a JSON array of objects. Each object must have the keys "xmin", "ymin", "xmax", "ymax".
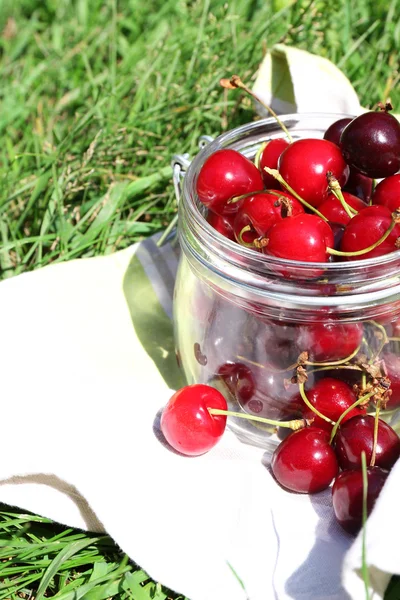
[{"xmin": 0, "ymin": 45, "xmax": 398, "ymax": 600}]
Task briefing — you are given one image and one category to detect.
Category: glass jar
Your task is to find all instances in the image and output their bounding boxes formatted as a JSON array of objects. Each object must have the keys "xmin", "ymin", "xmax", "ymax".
[{"xmin": 173, "ymin": 114, "xmax": 400, "ymax": 450}]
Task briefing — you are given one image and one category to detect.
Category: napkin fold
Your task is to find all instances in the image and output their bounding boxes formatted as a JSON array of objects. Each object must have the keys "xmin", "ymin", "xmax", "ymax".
[
  {"xmin": 252, "ymin": 44, "xmax": 362, "ymax": 116},
  {"xmin": 1, "ymin": 44, "xmax": 398, "ymax": 600}
]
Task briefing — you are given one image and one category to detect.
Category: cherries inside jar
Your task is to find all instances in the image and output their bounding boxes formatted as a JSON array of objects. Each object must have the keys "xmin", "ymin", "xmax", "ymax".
[{"xmin": 173, "ymin": 114, "xmax": 400, "ymax": 449}]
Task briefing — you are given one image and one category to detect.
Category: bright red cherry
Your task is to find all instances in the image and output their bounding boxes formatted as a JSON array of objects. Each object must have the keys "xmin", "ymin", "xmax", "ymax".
[
  {"xmin": 296, "ymin": 322, "xmax": 363, "ymax": 362},
  {"xmin": 323, "ymin": 117, "xmax": 353, "ymax": 146},
  {"xmin": 340, "ymin": 205, "xmax": 400, "ymax": 260},
  {"xmin": 233, "ymin": 190, "xmax": 304, "ymax": 242},
  {"xmin": 258, "ymin": 138, "xmax": 290, "ymax": 188},
  {"xmin": 302, "ymin": 378, "xmax": 366, "ymax": 431},
  {"xmin": 332, "ymin": 467, "xmax": 388, "ymax": 534},
  {"xmin": 318, "ymin": 191, "xmax": 368, "ymax": 226},
  {"xmin": 196, "ymin": 149, "xmax": 264, "ymax": 216},
  {"xmin": 383, "ymin": 352, "xmax": 400, "ymax": 408},
  {"xmin": 264, "ymin": 213, "xmax": 334, "ymax": 263},
  {"xmin": 372, "ymin": 174, "xmax": 400, "ymax": 212},
  {"xmin": 160, "ymin": 384, "xmax": 227, "ymax": 456},
  {"xmin": 333, "ymin": 415, "xmax": 400, "ymax": 471},
  {"xmin": 206, "ymin": 210, "xmax": 236, "ymax": 241},
  {"xmin": 271, "ymin": 427, "xmax": 339, "ymax": 493},
  {"xmin": 340, "ymin": 110, "xmax": 400, "ymax": 178},
  {"xmin": 278, "ymin": 139, "xmax": 350, "ymax": 207}
]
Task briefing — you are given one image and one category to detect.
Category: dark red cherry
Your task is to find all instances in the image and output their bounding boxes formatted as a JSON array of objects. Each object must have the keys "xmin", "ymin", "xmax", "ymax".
[
  {"xmin": 334, "ymin": 415, "xmax": 400, "ymax": 470},
  {"xmin": 302, "ymin": 378, "xmax": 366, "ymax": 431},
  {"xmin": 340, "ymin": 205, "xmax": 400, "ymax": 260},
  {"xmin": 340, "ymin": 110, "xmax": 400, "ymax": 178},
  {"xmin": 278, "ymin": 139, "xmax": 350, "ymax": 207},
  {"xmin": 343, "ymin": 168, "xmax": 373, "ymax": 203},
  {"xmin": 264, "ymin": 213, "xmax": 333, "ymax": 263},
  {"xmin": 332, "ymin": 467, "xmax": 388, "ymax": 534},
  {"xmin": 382, "ymin": 352, "xmax": 400, "ymax": 408},
  {"xmin": 196, "ymin": 149, "xmax": 264, "ymax": 216},
  {"xmin": 296, "ymin": 322, "xmax": 363, "ymax": 362},
  {"xmin": 372, "ymin": 174, "xmax": 400, "ymax": 212},
  {"xmin": 318, "ymin": 191, "xmax": 368, "ymax": 226},
  {"xmin": 217, "ymin": 362, "xmax": 255, "ymax": 403},
  {"xmin": 258, "ymin": 138, "xmax": 290, "ymax": 188},
  {"xmin": 323, "ymin": 117, "xmax": 353, "ymax": 146},
  {"xmin": 206, "ymin": 210, "xmax": 236, "ymax": 241},
  {"xmin": 271, "ymin": 427, "xmax": 339, "ymax": 493},
  {"xmin": 233, "ymin": 190, "xmax": 304, "ymax": 241}
]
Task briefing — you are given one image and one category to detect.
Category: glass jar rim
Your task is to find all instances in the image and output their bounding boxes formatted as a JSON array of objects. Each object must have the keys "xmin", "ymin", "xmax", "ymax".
[{"xmin": 179, "ymin": 113, "xmax": 400, "ymax": 311}]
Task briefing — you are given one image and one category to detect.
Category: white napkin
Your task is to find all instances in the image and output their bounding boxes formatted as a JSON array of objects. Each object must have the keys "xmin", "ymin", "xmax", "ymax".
[
  {"xmin": 252, "ymin": 44, "xmax": 362, "ymax": 116},
  {"xmin": 0, "ymin": 45, "xmax": 398, "ymax": 600}
]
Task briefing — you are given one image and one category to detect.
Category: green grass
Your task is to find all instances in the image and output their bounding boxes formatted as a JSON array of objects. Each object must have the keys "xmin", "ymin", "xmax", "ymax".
[{"xmin": 1, "ymin": 0, "xmax": 400, "ymax": 597}]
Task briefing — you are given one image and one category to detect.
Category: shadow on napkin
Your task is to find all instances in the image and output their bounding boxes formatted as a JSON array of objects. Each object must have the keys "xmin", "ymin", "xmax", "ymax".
[
  {"xmin": 122, "ymin": 235, "xmax": 184, "ymax": 392},
  {"xmin": 0, "ymin": 474, "xmax": 105, "ymax": 532},
  {"xmin": 284, "ymin": 491, "xmax": 353, "ymax": 599}
]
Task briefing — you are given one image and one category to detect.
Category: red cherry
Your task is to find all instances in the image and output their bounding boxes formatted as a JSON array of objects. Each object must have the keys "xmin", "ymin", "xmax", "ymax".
[
  {"xmin": 160, "ymin": 384, "xmax": 227, "ymax": 456},
  {"xmin": 332, "ymin": 467, "xmax": 388, "ymax": 534},
  {"xmin": 340, "ymin": 205, "xmax": 400, "ymax": 260},
  {"xmin": 318, "ymin": 191, "xmax": 368, "ymax": 226},
  {"xmin": 343, "ymin": 168, "xmax": 374, "ymax": 203},
  {"xmin": 372, "ymin": 174, "xmax": 400, "ymax": 213},
  {"xmin": 196, "ymin": 149, "xmax": 264, "ymax": 216},
  {"xmin": 333, "ymin": 415, "xmax": 400, "ymax": 470},
  {"xmin": 302, "ymin": 378, "xmax": 366, "ymax": 431},
  {"xmin": 233, "ymin": 190, "xmax": 304, "ymax": 241},
  {"xmin": 258, "ymin": 138, "xmax": 290, "ymax": 188},
  {"xmin": 206, "ymin": 210, "xmax": 236, "ymax": 241},
  {"xmin": 264, "ymin": 213, "xmax": 333, "ymax": 263},
  {"xmin": 278, "ymin": 139, "xmax": 350, "ymax": 207},
  {"xmin": 271, "ymin": 427, "xmax": 339, "ymax": 493},
  {"xmin": 296, "ymin": 322, "xmax": 363, "ymax": 362},
  {"xmin": 383, "ymin": 352, "xmax": 400, "ymax": 408}
]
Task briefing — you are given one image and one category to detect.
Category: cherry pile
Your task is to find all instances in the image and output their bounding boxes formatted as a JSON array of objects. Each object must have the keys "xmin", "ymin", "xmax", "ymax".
[
  {"xmin": 166, "ymin": 80, "xmax": 400, "ymax": 536},
  {"xmin": 161, "ymin": 367, "xmax": 400, "ymax": 535},
  {"xmin": 197, "ymin": 91, "xmax": 400, "ymax": 269}
]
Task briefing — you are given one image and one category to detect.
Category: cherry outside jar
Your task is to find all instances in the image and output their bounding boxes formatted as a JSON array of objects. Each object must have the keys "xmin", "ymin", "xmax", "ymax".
[{"xmin": 172, "ymin": 114, "xmax": 400, "ymax": 450}]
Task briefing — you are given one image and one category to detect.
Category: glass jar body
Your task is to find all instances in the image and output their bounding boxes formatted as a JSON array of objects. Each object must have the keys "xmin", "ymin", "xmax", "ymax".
[{"xmin": 173, "ymin": 115, "xmax": 400, "ymax": 448}]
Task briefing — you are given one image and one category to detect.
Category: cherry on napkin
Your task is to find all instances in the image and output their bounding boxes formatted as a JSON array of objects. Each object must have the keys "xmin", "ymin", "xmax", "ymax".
[{"xmin": 0, "ymin": 45, "xmax": 398, "ymax": 600}]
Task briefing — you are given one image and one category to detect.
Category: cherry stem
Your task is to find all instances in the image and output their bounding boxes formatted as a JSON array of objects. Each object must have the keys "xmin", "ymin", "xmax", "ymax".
[
  {"xmin": 329, "ymin": 391, "xmax": 375, "ymax": 444},
  {"xmin": 208, "ymin": 408, "xmax": 308, "ymax": 430},
  {"xmin": 254, "ymin": 142, "xmax": 266, "ymax": 169},
  {"xmin": 263, "ymin": 167, "xmax": 329, "ymax": 222},
  {"xmin": 237, "ymin": 343, "xmax": 361, "ymax": 375},
  {"xmin": 228, "ymin": 188, "xmax": 286, "ymax": 205},
  {"xmin": 367, "ymin": 320, "xmax": 389, "ymax": 362},
  {"xmin": 360, "ymin": 451, "xmax": 370, "ymax": 596},
  {"xmin": 370, "ymin": 397, "xmax": 381, "ymax": 468},
  {"xmin": 302, "ymin": 344, "xmax": 361, "ymax": 367},
  {"xmin": 327, "ymin": 172, "xmax": 358, "ymax": 219},
  {"xmin": 236, "ymin": 224, "xmax": 255, "ymax": 247},
  {"xmin": 298, "ymin": 381, "xmax": 335, "ymax": 425},
  {"xmin": 306, "ymin": 364, "xmax": 363, "ymax": 376},
  {"xmin": 362, "ymin": 336, "xmax": 374, "ymax": 360},
  {"xmin": 221, "ymin": 75, "xmax": 293, "ymax": 143},
  {"xmin": 327, "ymin": 216, "xmax": 397, "ymax": 256},
  {"xmin": 362, "ymin": 372, "xmax": 367, "ymax": 389}
]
